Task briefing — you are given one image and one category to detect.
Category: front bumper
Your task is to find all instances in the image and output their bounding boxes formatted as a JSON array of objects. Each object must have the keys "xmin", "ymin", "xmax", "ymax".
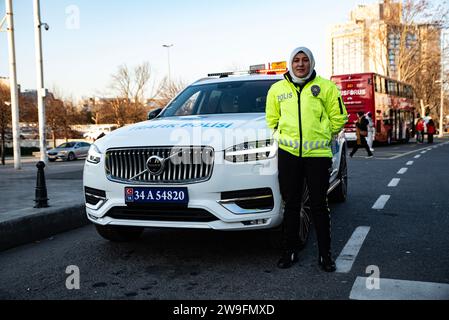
[
  {"xmin": 48, "ymin": 154, "xmax": 68, "ymax": 161},
  {"xmin": 83, "ymin": 151, "xmax": 282, "ymax": 231}
]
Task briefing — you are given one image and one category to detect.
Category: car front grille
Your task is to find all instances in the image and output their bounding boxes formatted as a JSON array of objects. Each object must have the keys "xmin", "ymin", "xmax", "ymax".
[{"xmin": 105, "ymin": 146, "xmax": 214, "ymax": 184}]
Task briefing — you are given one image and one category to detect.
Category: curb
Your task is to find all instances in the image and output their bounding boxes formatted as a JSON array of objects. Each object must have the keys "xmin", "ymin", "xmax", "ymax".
[{"xmin": 0, "ymin": 203, "xmax": 89, "ymax": 252}]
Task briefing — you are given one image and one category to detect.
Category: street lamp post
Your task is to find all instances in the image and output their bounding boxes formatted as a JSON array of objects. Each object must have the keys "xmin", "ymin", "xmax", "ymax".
[
  {"xmin": 437, "ymin": 30, "xmax": 445, "ymax": 138},
  {"xmin": 33, "ymin": 0, "xmax": 48, "ymax": 163},
  {"xmin": 162, "ymin": 44, "xmax": 173, "ymax": 84},
  {"xmin": 4, "ymin": 0, "xmax": 21, "ymax": 170}
]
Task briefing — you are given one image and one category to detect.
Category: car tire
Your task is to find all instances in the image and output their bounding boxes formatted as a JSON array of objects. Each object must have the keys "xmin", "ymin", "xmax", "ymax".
[
  {"xmin": 95, "ymin": 224, "xmax": 144, "ymax": 242},
  {"xmin": 329, "ymin": 150, "xmax": 348, "ymax": 203},
  {"xmin": 405, "ymin": 129, "xmax": 410, "ymax": 143},
  {"xmin": 67, "ymin": 152, "xmax": 75, "ymax": 161},
  {"xmin": 269, "ymin": 183, "xmax": 311, "ymax": 250},
  {"xmin": 387, "ymin": 131, "xmax": 392, "ymax": 145}
]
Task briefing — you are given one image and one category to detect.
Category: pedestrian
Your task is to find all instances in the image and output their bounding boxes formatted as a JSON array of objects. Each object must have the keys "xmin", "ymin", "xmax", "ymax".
[
  {"xmin": 416, "ymin": 118, "xmax": 424, "ymax": 143},
  {"xmin": 427, "ymin": 119, "xmax": 436, "ymax": 143},
  {"xmin": 366, "ymin": 111, "xmax": 375, "ymax": 152},
  {"xmin": 349, "ymin": 112, "xmax": 374, "ymax": 158},
  {"xmin": 266, "ymin": 47, "xmax": 348, "ymax": 271}
]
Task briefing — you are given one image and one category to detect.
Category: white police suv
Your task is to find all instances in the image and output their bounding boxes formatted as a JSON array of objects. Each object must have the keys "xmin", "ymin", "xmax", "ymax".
[{"xmin": 83, "ymin": 69, "xmax": 348, "ymax": 245}]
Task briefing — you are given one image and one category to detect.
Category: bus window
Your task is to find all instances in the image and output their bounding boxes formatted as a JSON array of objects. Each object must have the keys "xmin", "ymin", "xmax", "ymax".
[{"xmin": 375, "ymin": 75, "xmax": 381, "ymax": 93}]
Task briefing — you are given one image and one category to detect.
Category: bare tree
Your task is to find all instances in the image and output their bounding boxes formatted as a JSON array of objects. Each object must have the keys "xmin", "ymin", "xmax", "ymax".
[
  {"xmin": 369, "ymin": 0, "xmax": 448, "ymax": 115},
  {"xmin": 108, "ymin": 62, "xmax": 152, "ymax": 126},
  {"xmin": 153, "ymin": 76, "xmax": 187, "ymax": 109},
  {"xmin": 0, "ymin": 84, "xmax": 11, "ymax": 165}
]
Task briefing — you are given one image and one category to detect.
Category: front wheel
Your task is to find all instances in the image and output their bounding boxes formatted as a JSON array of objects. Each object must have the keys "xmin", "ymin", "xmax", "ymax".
[
  {"xmin": 404, "ymin": 129, "xmax": 411, "ymax": 143},
  {"xmin": 269, "ymin": 183, "xmax": 312, "ymax": 249},
  {"xmin": 329, "ymin": 151, "xmax": 348, "ymax": 203},
  {"xmin": 67, "ymin": 152, "xmax": 76, "ymax": 161},
  {"xmin": 95, "ymin": 224, "xmax": 144, "ymax": 242},
  {"xmin": 387, "ymin": 131, "xmax": 392, "ymax": 145}
]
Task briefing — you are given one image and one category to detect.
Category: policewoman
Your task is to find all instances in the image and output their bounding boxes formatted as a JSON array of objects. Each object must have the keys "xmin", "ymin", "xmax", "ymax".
[{"xmin": 266, "ymin": 47, "xmax": 348, "ymax": 271}]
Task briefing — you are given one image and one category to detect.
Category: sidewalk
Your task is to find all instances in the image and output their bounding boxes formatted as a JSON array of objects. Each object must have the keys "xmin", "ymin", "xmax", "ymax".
[{"xmin": 0, "ymin": 159, "xmax": 88, "ymax": 251}]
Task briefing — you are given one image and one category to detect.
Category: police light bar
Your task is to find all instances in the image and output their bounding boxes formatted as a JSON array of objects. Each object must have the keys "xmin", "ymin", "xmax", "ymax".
[
  {"xmin": 207, "ymin": 71, "xmax": 250, "ymax": 77},
  {"xmin": 251, "ymin": 68, "xmax": 287, "ymax": 75},
  {"xmin": 208, "ymin": 61, "xmax": 288, "ymax": 77}
]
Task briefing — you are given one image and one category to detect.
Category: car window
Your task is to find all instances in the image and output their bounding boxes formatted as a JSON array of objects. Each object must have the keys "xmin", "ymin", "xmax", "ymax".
[
  {"xmin": 160, "ymin": 80, "xmax": 276, "ymax": 117},
  {"xmin": 58, "ymin": 142, "xmax": 76, "ymax": 148}
]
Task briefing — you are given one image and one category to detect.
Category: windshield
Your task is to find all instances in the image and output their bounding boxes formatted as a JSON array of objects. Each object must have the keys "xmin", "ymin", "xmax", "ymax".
[
  {"xmin": 160, "ymin": 80, "xmax": 277, "ymax": 117},
  {"xmin": 57, "ymin": 142, "xmax": 76, "ymax": 148}
]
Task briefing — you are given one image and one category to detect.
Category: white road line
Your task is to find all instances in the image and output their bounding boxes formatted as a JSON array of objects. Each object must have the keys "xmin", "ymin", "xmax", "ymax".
[
  {"xmin": 397, "ymin": 168, "xmax": 408, "ymax": 175},
  {"xmin": 388, "ymin": 178, "xmax": 400, "ymax": 187},
  {"xmin": 406, "ymin": 161, "xmax": 414, "ymax": 166},
  {"xmin": 372, "ymin": 195, "xmax": 390, "ymax": 209},
  {"xmin": 421, "ymin": 151, "xmax": 427, "ymax": 154},
  {"xmin": 387, "ymin": 145, "xmax": 438, "ymax": 160},
  {"xmin": 414, "ymin": 155, "xmax": 421, "ymax": 159},
  {"xmin": 336, "ymin": 227, "xmax": 371, "ymax": 273},
  {"xmin": 349, "ymin": 277, "xmax": 449, "ymax": 300}
]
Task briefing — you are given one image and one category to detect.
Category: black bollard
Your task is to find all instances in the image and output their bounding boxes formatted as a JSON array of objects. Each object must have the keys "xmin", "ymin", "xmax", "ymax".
[{"xmin": 34, "ymin": 161, "xmax": 49, "ymax": 208}]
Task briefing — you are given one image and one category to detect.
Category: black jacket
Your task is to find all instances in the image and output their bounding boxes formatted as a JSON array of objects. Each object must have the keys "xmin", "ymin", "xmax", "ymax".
[{"xmin": 356, "ymin": 116, "xmax": 369, "ymax": 132}]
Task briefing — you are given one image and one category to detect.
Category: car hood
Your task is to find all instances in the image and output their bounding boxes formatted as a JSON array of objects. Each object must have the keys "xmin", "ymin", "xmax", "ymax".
[{"xmin": 94, "ymin": 113, "xmax": 272, "ymax": 152}]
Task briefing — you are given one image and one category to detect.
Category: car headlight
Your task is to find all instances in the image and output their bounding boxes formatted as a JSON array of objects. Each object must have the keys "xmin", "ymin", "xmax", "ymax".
[
  {"xmin": 224, "ymin": 139, "xmax": 277, "ymax": 162},
  {"xmin": 87, "ymin": 144, "xmax": 102, "ymax": 164}
]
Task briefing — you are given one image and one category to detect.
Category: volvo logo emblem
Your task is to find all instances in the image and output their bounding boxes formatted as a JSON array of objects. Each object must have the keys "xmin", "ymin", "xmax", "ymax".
[{"xmin": 146, "ymin": 155, "xmax": 165, "ymax": 176}]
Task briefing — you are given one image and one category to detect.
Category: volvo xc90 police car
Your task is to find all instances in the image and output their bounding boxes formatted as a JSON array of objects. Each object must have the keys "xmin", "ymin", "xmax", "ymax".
[{"xmin": 83, "ymin": 68, "xmax": 348, "ymax": 245}]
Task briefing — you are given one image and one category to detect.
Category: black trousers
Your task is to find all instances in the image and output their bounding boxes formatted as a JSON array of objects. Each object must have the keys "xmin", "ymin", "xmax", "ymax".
[
  {"xmin": 350, "ymin": 136, "xmax": 373, "ymax": 157},
  {"xmin": 277, "ymin": 148, "xmax": 332, "ymax": 257}
]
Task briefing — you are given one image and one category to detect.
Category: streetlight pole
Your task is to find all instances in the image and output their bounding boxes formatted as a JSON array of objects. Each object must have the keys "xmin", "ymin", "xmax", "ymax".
[
  {"xmin": 438, "ymin": 30, "xmax": 447, "ymax": 138},
  {"xmin": 4, "ymin": 0, "xmax": 21, "ymax": 170},
  {"xmin": 33, "ymin": 0, "xmax": 47, "ymax": 162},
  {"xmin": 162, "ymin": 44, "xmax": 173, "ymax": 84}
]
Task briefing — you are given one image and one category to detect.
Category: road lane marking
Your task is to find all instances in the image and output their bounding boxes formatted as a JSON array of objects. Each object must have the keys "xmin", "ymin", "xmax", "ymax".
[
  {"xmin": 349, "ymin": 277, "xmax": 449, "ymax": 300},
  {"xmin": 372, "ymin": 195, "xmax": 390, "ymax": 209},
  {"xmin": 397, "ymin": 168, "xmax": 408, "ymax": 174},
  {"xmin": 406, "ymin": 161, "xmax": 414, "ymax": 166},
  {"xmin": 387, "ymin": 145, "xmax": 438, "ymax": 160},
  {"xmin": 336, "ymin": 226, "xmax": 371, "ymax": 273},
  {"xmin": 421, "ymin": 151, "xmax": 427, "ymax": 154},
  {"xmin": 388, "ymin": 178, "xmax": 400, "ymax": 187},
  {"xmin": 414, "ymin": 155, "xmax": 421, "ymax": 159}
]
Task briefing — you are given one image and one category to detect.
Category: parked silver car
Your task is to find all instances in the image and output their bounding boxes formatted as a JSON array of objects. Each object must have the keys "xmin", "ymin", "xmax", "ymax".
[{"xmin": 47, "ymin": 141, "xmax": 91, "ymax": 162}]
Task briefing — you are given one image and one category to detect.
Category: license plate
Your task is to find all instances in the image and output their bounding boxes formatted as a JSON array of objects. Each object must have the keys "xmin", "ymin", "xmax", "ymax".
[{"xmin": 125, "ymin": 187, "xmax": 188, "ymax": 204}]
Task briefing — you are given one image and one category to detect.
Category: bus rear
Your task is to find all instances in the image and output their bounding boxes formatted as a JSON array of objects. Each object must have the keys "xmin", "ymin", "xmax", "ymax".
[{"xmin": 331, "ymin": 73, "xmax": 375, "ymax": 142}]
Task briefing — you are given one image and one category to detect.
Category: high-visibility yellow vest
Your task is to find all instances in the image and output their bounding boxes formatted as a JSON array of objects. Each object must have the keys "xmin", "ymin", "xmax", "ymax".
[{"xmin": 266, "ymin": 73, "xmax": 348, "ymax": 158}]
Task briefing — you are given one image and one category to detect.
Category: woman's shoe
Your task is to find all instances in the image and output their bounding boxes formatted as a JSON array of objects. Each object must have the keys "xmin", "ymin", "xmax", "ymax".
[
  {"xmin": 277, "ymin": 250, "xmax": 299, "ymax": 269},
  {"xmin": 318, "ymin": 255, "xmax": 336, "ymax": 272}
]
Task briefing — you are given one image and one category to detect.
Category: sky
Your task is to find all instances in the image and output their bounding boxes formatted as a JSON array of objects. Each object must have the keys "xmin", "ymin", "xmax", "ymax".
[{"xmin": 0, "ymin": 0, "xmax": 376, "ymax": 101}]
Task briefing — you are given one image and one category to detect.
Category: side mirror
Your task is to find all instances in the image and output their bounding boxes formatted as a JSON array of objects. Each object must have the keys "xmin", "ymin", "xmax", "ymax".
[{"xmin": 147, "ymin": 108, "xmax": 162, "ymax": 120}]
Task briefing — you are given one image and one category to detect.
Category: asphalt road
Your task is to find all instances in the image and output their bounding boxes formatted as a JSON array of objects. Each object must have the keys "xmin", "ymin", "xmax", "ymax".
[{"xmin": 1, "ymin": 139, "xmax": 448, "ymax": 300}]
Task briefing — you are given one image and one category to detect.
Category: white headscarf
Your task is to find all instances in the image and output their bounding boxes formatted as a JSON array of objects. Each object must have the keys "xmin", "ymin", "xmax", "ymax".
[{"xmin": 288, "ymin": 47, "xmax": 316, "ymax": 85}]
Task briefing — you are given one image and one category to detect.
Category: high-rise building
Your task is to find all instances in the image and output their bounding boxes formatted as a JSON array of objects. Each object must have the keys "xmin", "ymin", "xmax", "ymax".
[{"xmin": 329, "ymin": 0, "xmax": 441, "ymax": 82}]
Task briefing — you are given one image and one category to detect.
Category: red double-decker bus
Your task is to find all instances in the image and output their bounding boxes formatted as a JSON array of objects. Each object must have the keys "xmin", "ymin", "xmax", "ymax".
[{"xmin": 331, "ymin": 73, "xmax": 415, "ymax": 144}]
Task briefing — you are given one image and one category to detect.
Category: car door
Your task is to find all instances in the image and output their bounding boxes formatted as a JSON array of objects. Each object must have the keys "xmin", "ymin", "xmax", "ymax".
[
  {"xmin": 73, "ymin": 143, "xmax": 83, "ymax": 158},
  {"xmin": 81, "ymin": 143, "xmax": 91, "ymax": 157}
]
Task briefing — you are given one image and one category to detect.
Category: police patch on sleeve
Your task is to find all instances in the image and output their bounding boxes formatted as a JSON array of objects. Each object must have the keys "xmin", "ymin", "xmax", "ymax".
[{"xmin": 311, "ymin": 85, "xmax": 321, "ymax": 97}]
